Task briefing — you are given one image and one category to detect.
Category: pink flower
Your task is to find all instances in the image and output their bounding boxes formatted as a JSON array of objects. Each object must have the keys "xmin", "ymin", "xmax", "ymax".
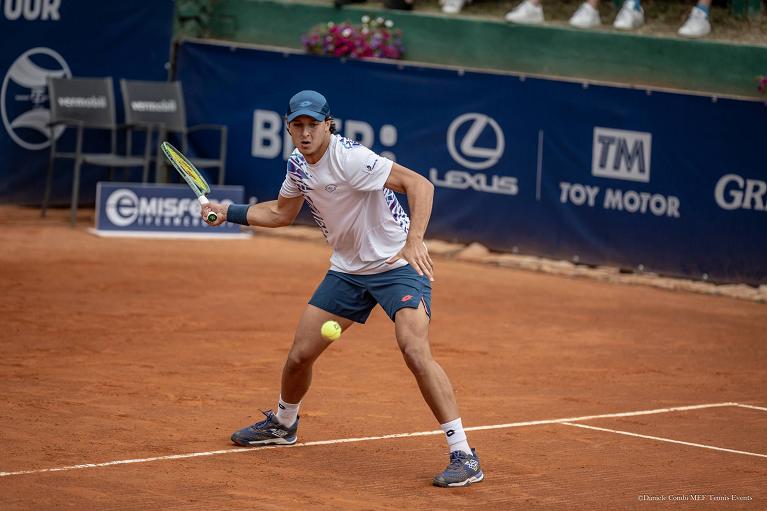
[
  {"xmin": 302, "ymin": 18, "xmax": 404, "ymax": 60},
  {"xmin": 758, "ymin": 76, "xmax": 767, "ymax": 94}
]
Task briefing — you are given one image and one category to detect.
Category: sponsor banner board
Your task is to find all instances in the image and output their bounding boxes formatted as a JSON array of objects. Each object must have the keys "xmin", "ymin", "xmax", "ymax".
[
  {"xmin": 95, "ymin": 182, "xmax": 246, "ymax": 237},
  {"xmin": 175, "ymin": 41, "xmax": 764, "ymax": 284}
]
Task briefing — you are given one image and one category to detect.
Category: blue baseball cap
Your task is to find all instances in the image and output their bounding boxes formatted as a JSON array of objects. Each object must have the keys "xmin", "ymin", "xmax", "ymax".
[{"xmin": 286, "ymin": 90, "xmax": 330, "ymax": 122}]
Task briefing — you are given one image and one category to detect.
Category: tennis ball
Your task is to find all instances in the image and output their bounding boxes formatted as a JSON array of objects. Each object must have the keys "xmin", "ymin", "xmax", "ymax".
[{"xmin": 321, "ymin": 320, "xmax": 342, "ymax": 341}]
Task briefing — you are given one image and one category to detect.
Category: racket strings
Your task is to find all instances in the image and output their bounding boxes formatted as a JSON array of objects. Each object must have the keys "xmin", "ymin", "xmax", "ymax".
[{"xmin": 166, "ymin": 146, "xmax": 208, "ymax": 192}]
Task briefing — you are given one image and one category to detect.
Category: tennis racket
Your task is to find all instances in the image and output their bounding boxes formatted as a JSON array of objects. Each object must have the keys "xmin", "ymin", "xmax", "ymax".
[{"xmin": 160, "ymin": 141, "xmax": 217, "ymax": 223}]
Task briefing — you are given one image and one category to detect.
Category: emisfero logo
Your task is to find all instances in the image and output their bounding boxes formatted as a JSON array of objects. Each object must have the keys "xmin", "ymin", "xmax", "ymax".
[
  {"xmin": 592, "ymin": 127, "xmax": 651, "ymax": 183},
  {"xmin": 104, "ymin": 188, "xmax": 223, "ymax": 228},
  {"xmin": 105, "ymin": 189, "xmax": 140, "ymax": 227}
]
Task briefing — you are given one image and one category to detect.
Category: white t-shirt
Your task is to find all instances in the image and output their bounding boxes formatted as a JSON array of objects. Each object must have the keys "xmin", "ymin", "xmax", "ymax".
[{"xmin": 279, "ymin": 134, "xmax": 410, "ymax": 275}]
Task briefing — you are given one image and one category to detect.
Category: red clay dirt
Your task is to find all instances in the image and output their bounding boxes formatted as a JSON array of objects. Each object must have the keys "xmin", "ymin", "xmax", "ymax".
[{"xmin": 1, "ymin": 206, "xmax": 765, "ymax": 510}]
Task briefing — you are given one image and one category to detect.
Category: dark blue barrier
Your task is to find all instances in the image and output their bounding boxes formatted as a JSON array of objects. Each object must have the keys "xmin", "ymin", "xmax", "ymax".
[
  {"xmin": 0, "ymin": 1, "xmax": 175, "ymax": 205},
  {"xmin": 174, "ymin": 40, "xmax": 765, "ymax": 284}
]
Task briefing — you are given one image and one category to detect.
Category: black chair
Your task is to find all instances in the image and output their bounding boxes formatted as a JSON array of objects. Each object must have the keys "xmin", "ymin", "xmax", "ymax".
[
  {"xmin": 42, "ymin": 76, "xmax": 153, "ymax": 226},
  {"xmin": 120, "ymin": 79, "xmax": 227, "ymax": 185}
]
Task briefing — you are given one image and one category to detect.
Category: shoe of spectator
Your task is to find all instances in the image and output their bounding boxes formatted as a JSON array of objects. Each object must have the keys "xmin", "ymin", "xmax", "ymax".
[
  {"xmin": 569, "ymin": 2, "xmax": 601, "ymax": 29},
  {"xmin": 505, "ymin": 0, "xmax": 544, "ymax": 24},
  {"xmin": 678, "ymin": 6, "xmax": 710, "ymax": 38},
  {"xmin": 613, "ymin": 0, "xmax": 644, "ymax": 30},
  {"xmin": 441, "ymin": 0, "xmax": 468, "ymax": 14}
]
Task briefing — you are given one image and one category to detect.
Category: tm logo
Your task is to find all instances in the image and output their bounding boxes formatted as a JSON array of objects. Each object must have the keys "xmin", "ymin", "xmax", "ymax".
[
  {"xmin": 447, "ymin": 113, "xmax": 505, "ymax": 170},
  {"xmin": 592, "ymin": 127, "xmax": 652, "ymax": 183}
]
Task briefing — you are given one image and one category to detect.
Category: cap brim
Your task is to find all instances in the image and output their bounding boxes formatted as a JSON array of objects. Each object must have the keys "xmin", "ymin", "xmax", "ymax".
[{"xmin": 287, "ymin": 109, "xmax": 326, "ymax": 122}]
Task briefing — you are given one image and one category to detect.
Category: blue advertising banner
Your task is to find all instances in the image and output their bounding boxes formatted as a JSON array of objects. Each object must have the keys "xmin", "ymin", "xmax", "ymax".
[
  {"xmin": 175, "ymin": 40, "xmax": 765, "ymax": 285},
  {"xmin": 0, "ymin": 1, "xmax": 175, "ymax": 204},
  {"xmin": 95, "ymin": 183, "xmax": 246, "ymax": 237}
]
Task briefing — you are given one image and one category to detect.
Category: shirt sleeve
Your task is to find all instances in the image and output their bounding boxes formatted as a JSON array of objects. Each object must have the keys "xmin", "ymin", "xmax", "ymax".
[
  {"xmin": 340, "ymin": 145, "xmax": 394, "ymax": 192},
  {"xmin": 279, "ymin": 165, "xmax": 303, "ymax": 199}
]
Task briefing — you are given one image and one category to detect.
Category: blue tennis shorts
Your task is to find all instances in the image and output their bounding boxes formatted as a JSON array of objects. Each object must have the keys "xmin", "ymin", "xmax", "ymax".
[{"xmin": 308, "ymin": 265, "xmax": 432, "ymax": 324}]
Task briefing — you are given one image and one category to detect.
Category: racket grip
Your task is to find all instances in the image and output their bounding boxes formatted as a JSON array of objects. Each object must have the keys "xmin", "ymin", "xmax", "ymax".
[{"xmin": 197, "ymin": 196, "xmax": 218, "ymax": 223}]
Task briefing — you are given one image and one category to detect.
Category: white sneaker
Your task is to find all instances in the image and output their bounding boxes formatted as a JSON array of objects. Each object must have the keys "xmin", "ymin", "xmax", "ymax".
[
  {"xmin": 678, "ymin": 7, "xmax": 710, "ymax": 38},
  {"xmin": 569, "ymin": 2, "xmax": 601, "ymax": 29},
  {"xmin": 613, "ymin": 0, "xmax": 644, "ymax": 30},
  {"xmin": 441, "ymin": 0, "xmax": 467, "ymax": 14},
  {"xmin": 505, "ymin": 0, "xmax": 544, "ymax": 24}
]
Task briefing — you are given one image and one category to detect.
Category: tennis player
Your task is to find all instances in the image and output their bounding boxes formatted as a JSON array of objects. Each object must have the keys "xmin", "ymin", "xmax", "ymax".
[{"xmin": 201, "ymin": 90, "xmax": 483, "ymax": 488}]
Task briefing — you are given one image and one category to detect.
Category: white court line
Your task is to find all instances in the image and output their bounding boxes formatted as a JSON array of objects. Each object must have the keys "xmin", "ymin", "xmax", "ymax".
[
  {"xmin": 462, "ymin": 402, "xmax": 737, "ymax": 432},
  {"xmin": 735, "ymin": 403, "xmax": 767, "ymax": 412},
  {"xmin": 0, "ymin": 401, "xmax": 743, "ymax": 478},
  {"xmin": 561, "ymin": 422, "xmax": 767, "ymax": 459}
]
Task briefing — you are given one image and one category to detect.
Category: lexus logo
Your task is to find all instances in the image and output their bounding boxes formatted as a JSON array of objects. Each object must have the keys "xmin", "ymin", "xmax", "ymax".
[
  {"xmin": 447, "ymin": 113, "xmax": 505, "ymax": 170},
  {"xmin": 1, "ymin": 47, "xmax": 71, "ymax": 150}
]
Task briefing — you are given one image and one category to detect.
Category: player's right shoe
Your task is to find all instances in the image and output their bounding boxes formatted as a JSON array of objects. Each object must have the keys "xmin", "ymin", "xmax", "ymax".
[{"xmin": 230, "ymin": 409, "xmax": 299, "ymax": 446}]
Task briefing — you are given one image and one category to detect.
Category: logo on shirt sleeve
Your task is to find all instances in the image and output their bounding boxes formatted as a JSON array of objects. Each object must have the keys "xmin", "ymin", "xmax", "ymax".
[{"xmin": 364, "ymin": 154, "xmax": 379, "ymax": 174}]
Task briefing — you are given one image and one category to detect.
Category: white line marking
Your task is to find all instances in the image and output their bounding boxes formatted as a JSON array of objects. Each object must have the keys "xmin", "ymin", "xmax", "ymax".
[
  {"xmin": 463, "ymin": 402, "xmax": 737, "ymax": 433},
  {"xmin": 0, "ymin": 402, "xmax": 740, "ymax": 478},
  {"xmin": 734, "ymin": 403, "xmax": 767, "ymax": 412},
  {"xmin": 561, "ymin": 422, "xmax": 767, "ymax": 459}
]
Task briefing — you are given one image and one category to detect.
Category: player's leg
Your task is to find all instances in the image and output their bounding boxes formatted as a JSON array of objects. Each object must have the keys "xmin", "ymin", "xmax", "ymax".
[
  {"xmin": 371, "ymin": 265, "xmax": 483, "ymax": 487},
  {"xmin": 369, "ymin": 266, "xmax": 460, "ymax": 423},
  {"xmin": 230, "ymin": 271, "xmax": 374, "ymax": 447},
  {"xmin": 394, "ymin": 303, "xmax": 484, "ymax": 487},
  {"xmin": 394, "ymin": 304, "xmax": 459, "ymax": 424},
  {"xmin": 280, "ymin": 304, "xmax": 355, "ymax": 404}
]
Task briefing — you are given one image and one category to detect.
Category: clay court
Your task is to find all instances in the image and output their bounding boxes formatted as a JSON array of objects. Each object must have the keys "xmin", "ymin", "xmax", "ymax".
[{"xmin": 1, "ymin": 206, "xmax": 765, "ymax": 510}]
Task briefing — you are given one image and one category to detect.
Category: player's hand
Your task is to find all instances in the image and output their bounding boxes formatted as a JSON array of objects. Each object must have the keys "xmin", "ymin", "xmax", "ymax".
[
  {"xmin": 200, "ymin": 201, "xmax": 227, "ymax": 227},
  {"xmin": 386, "ymin": 238, "xmax": 434, "ymax": 281}
]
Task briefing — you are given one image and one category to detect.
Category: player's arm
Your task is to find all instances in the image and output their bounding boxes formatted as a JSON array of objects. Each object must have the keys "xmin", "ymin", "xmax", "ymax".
[
  {"xmin": 202, "ymin": 194, "xmax": 304, "ymax": 228},
  {"xmin": 384, "ymin": 163, "xmax": 435, "ymax": 281}
]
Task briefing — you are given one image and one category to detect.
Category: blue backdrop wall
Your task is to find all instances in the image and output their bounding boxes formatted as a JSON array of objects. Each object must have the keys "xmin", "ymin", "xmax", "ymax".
[
  {"xmin": 174, "ymin": 40, "xmax": 765, "ymax": 285},
  {"xmin": 0, "ymin": 0, "xmax": 175, "ymax": 204}
]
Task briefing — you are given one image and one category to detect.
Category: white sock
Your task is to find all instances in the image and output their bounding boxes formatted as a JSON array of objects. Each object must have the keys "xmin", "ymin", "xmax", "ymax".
[
  {"xmin": 275, "ymin": 396, "xmax": 300, "ymax": 427},
  {"xmin": 440, "ymin": 418, "xmax": 472, "ymax": 455}
]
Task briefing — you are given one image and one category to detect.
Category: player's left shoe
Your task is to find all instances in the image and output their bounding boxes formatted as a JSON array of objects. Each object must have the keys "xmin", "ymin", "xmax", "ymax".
[
  {"xmin": 230, "ymin": 410, "xmax": 299, "ymax": 446},
  {"xmin": 432, "ymin": 448, "xmax": 484, "ymax": 487}
]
